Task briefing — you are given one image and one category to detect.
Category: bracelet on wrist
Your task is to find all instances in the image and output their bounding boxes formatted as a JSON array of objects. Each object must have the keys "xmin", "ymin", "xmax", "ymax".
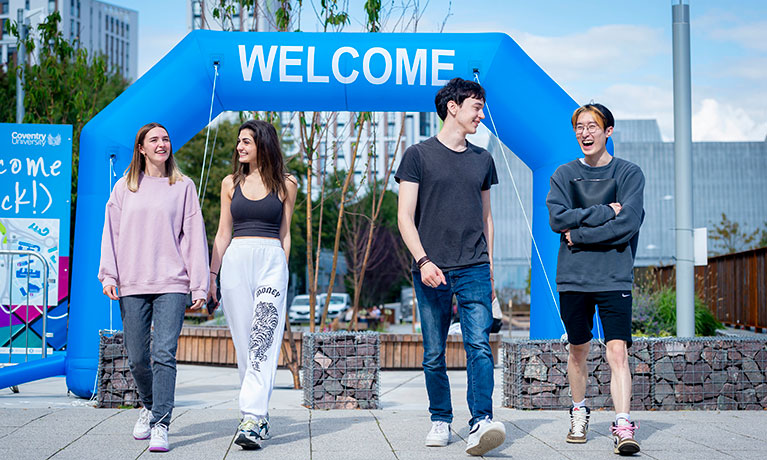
[
  {"xmin": 210, "ymin": 271, "xmax": 218, "ymax": 277},
  {"xmin": 416, "ymin": 256, "xmax": 431, "ymax": 269}
]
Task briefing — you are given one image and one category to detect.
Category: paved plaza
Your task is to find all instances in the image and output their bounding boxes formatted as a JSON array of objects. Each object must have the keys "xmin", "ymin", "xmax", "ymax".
[{"xmin": 1, "ymin": 364, "xmax": 765, "ymax": 459}]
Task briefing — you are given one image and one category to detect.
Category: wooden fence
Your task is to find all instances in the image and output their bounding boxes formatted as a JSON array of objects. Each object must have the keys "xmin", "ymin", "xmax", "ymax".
[
  {"xmin": 176, "ymin": 327, "xmax": 502, "ymax": 369},
  {"xmin": 646, "ymin": 247, "xmax": 767, "ymax": 331}
]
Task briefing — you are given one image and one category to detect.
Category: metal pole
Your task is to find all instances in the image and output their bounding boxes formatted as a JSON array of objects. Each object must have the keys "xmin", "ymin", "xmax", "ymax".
[
  {"xmin": 672, "ymin": 0, "xmax": 695, "ymax": 337},
  {"xmin": 15, "ymin": 8, "xmax": 25, "ymax": 124}
]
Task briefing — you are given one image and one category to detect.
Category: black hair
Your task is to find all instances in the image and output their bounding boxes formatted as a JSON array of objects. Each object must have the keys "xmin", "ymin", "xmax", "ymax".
[
  {"xmin": 588, "ymin": 103, "xmax": 615, "ymax": 129},
  {"xmin": 434, "ymin": 77, "xmax": 486, "ymax": 121}
]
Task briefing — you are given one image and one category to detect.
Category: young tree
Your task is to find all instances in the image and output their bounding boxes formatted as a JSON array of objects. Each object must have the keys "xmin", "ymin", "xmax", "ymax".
[
  {"xmin": 709, "ymin": 213, "xmax": 760, "ymax": 256},
  {"xmin": 2, "ymin": 11, "xmax": 128, "ymax": 249}
]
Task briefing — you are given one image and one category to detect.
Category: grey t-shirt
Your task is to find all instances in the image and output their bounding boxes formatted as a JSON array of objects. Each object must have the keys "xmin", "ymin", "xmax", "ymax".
[{"xmin": 395, "ymin": 136, "xmax": 498, "ymax": 272}]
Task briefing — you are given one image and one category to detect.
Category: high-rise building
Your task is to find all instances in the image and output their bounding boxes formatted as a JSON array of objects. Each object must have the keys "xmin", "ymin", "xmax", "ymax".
[
  {"xmin": 188, "ymin": 0, "xmax": 278, "ymax": 32},
  {"xmin": 0, "ymin": 0, "xmax": 138, "ymax": 81}
]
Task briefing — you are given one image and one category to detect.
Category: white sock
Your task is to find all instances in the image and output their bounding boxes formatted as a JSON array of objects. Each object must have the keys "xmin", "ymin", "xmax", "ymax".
[
  {"xmin": 615, "ymin": 413, "xmax": 631, "ymax": 425},
  {"xmin": 572, "ymin": 399, "xmax": 586, "ymax": 410}
]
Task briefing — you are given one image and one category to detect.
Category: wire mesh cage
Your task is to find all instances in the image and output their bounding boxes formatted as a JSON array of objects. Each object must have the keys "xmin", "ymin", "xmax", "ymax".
[
  {"xmin": 96, "ymin": 330, "xmax": 141, "ymax": 408},
  {"xmin": 503, "ymin": 337, "xmax": 767, "ymax": 410},
  {"xmin": 302, "ymin": 331, "xmax": 380, "ymax": 410}
]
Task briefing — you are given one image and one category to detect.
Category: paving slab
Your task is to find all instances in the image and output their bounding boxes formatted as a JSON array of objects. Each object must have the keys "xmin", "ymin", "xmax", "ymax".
[{"xmin": 1, "ymin": 365, "xmax": 766, "ymax": 459}]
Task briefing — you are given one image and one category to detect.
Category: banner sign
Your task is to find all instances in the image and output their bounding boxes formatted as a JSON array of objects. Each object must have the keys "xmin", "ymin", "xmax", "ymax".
[{"xmin": 0, "ymin": 123, "xmax": 72, "ymax": 353}]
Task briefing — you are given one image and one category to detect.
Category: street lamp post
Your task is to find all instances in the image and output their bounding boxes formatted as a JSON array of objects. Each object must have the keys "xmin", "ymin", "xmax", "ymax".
[{"xmin": 660, "ymin": 194, "xmax": 673, "ymax": 265}]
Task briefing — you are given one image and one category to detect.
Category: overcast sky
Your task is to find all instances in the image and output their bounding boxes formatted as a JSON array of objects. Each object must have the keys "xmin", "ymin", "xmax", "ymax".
[{"xmin": 108, "ymin": 0, "xmax": 767, "ymax": 142}]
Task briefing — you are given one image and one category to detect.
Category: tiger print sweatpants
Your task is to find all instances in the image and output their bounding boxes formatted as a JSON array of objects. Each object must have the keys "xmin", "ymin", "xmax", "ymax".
[{"xmin": 220, "ymin": 238, "xmax": 288, "ymax": 420}]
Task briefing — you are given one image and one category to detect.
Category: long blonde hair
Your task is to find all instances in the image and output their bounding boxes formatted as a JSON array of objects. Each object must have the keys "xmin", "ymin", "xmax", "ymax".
[{"xmin": 125, "ymin": 122, "xmax": 184, "ymax": 192}]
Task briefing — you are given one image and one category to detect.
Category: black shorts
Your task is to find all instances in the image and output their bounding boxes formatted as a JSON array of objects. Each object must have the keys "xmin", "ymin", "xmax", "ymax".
[{"xmin": 559, "ymin": 291, "xmax": 633, "ymax": 348}]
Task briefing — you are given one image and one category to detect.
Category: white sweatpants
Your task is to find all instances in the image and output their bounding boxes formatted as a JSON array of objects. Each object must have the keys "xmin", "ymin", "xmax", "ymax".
[{"xmin": 220, "ymin": 238, "xmax": 288, "ymax": 419}]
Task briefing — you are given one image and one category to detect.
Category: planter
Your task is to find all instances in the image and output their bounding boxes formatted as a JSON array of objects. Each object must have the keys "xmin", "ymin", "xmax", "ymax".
[
  {"xmin": 302, "ymin": 331, "xmax": 380, "ymax": 409},
  {"xmin": 503, "ymin": 337, "xmax": 767, "ymax": 410},
  {"xmin": 96, "ymin": 331, "xmax": 140, "ymax": 408}
]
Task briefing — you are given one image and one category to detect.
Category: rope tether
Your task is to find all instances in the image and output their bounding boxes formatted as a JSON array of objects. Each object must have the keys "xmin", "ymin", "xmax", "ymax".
[
  {"xmin": 472, "ymin": 71, "xmax": 568, "ymax": 339},
  {"xmin": 198, "ymin": 63, "xmax": 220, "ymax": 203}
]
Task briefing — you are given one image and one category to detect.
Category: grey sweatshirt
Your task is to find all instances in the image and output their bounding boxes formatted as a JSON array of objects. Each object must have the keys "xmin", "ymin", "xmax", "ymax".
[{"xmin": 546, "ymin": 157, "xmax": 645, "ymax": 292}]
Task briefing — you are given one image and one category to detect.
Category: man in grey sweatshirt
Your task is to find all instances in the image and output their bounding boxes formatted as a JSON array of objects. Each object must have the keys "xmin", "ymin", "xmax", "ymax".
[{"xmin": 546, "ymin": 103, "xmax": 644, "ymax": 456}]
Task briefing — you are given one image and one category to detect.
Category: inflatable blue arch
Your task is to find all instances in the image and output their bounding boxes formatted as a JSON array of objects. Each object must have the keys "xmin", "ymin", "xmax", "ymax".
[{"xmin": 2, "ymin": 30, "xmax": 592, "ymax": 396}]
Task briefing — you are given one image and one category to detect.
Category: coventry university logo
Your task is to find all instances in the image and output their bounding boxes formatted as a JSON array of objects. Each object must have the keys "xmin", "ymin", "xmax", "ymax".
[{"xmin": 47, "ymin": 134, "xmax": 62, "ymax": 146}]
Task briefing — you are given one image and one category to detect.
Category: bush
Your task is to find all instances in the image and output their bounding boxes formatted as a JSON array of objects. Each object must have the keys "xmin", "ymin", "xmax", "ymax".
[{"xmin": 632, "ymin": 285, "xmax": 722, "ymax": 337}]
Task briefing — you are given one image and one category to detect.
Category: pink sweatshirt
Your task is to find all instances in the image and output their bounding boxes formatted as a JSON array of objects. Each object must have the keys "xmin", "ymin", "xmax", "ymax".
[{"xmin": 98, "ymin": 174, "xmax": 209, "ymax": 300}]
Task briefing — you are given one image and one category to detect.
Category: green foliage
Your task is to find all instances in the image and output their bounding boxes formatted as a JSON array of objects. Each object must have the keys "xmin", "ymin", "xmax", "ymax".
[
  {"xmin": 632, "ymin": 285, "xmax": 723, "ymax": 337},
  {"xmin": 1, "ymin": 11, "xmax": 128, "ymax": 249},
  {"xmin": 175, "ymin": 120, "xmax": 240, "ymax": 247},
  {"xmin": 709, "ymin": 213, "xmax": 764, "ymax": 256},
  {"xmin": 363, "ymin": 0, "xmax": 382, "ymax": 32}
]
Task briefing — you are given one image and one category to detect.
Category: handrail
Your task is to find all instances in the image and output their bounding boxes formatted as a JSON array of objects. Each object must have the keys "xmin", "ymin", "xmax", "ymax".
[{"xmin": 1, "ymin": 249, "xmax": 50, "ymax": 360}]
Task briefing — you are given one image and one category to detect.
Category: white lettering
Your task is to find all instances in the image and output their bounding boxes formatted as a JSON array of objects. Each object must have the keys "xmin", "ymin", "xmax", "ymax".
[
  {"xmin": 26, "ymin": 157, "xmax": 50, "ymax": 178},
  {"xmin": 50, "ymin": 160, "xmax": 61, "ymax": 176},
  {"xmin": 0, "ymin": 159, "xmax": 5, "ymax": 174},
  {"xmin": 280, "ymin": 45, "xmax": 303, "ymax": 83},
  {"xmin": 307, "ymin": 46, "xmax": 329, "ymax": 83},
  {"xmin": 396, "ymin": 48, "xmax": 427, "ymax": 85},
  {"xmin": 39, "ymin": 182, "xmax": 53, "ymax": 214},
  {"xmin": 363, "ymin": 47, "xmax": 392, "ymax": 85},
  {"xmin": 431, "ymin": 49, "xmax": 455, "ymax": 86},
  {"xmin": 10, "ymin": 158, "xmax": 22, "ymax": 174},
  {"xmin": 15, "ymin": 182, "xmax": 29, "ymax": 214},
  {"xmin": 332, "ymin": 46, "xmax": 359, "ymax": 84},
  {"xmin": 239, "ymin": 45, "xmax": 278, "ymax": 82},
  {"xmin": 0, "ymin": 195, "xmax": 10, "ymax": 211}
]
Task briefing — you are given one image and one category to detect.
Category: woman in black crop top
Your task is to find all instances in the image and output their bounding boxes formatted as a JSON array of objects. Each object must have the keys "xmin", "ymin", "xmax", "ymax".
[{"xmin": 207, "ymin": 120, "xmax": 297, "ymax": 450}]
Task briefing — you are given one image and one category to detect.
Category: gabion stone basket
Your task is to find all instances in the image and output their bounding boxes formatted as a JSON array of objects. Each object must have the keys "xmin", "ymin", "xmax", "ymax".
[
  {"xmin": 302, "ymin": 331, "xmax": 380, "ymax": 409},
  {"xmin": 96, "ymin": 331, "xmax": 141, "ymax": 408},
  {"xmin": 503, "ymin": 337, "xmax": 767, "ymax": 410}
]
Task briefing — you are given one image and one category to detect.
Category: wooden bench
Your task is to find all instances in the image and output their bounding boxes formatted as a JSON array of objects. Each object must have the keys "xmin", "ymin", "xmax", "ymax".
[{"xmin": 177, "ymin": 327, "xmax": 501, "ymax": 369}]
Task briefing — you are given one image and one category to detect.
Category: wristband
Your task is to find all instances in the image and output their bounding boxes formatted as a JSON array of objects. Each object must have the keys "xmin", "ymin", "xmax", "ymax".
[
  {"xmin": 210, "ymin": 271, "xmax": 218, "ymax": 277},
  {"xmin": 416, "ymin": 256, "xmax": 431, "ymax": 269}
]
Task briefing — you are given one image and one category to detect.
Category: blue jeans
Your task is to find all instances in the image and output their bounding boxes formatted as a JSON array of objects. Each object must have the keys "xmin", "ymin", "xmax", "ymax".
[
  {"xmin": 414, "ymin": 263, "xmax": 494, "ymax": 427},
  {"xmin": 119, "ymin": 293, "xmax": 188, "ymax": 427}
]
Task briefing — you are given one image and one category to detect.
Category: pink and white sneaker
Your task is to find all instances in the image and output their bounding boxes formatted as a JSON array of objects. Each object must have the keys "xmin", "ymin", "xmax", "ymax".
[{"xmin": 610, "ymin": 420, "xmax": 640, "ymax": 455}]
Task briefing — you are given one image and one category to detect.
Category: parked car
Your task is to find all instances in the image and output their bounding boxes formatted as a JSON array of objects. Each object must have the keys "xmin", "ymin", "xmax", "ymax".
[
  {"xmin": 288, "ymin": 294, "xmax": 321, "ymax": 324},
  {"xmin": 317, "ymin": 293, "xmax": 350, "ymax": 321}
]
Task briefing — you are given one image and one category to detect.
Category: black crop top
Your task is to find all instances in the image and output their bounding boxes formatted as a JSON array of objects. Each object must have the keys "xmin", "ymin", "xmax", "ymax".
[{"xmin": 231, "ymin": 184, "xmax": 283, "ymax": 238}]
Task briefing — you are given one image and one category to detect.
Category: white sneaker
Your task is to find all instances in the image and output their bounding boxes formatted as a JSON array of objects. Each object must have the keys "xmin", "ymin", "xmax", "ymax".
[
  {"xmin": 465, "ymin": 417, "xmax": 506, "ymax": 456},
  {"xmin": 424, "ymin": 420, "xmax": 451, "ymax": 447},
  {"xmin": 148, "ymin": 424, "xmax": 169, "ymax": 452},
  {"xmin": 132, "ymin": 407, "xmax": 151, "ymax": 440}
]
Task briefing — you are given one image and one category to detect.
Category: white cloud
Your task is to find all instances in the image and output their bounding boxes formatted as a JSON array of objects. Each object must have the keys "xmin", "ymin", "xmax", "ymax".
[
  {"xmin": 599, "ymin": 84, "xmax": 674, "ymax": 141},
  {"xmin": 512, "ymin": 25, "xmax": 666, "ymax": 82},
  {"xmin": 715, "ymin": 57, "xmax": 767, "ymax": 80},
  {"xmin": 708, "ymin": 21, "xmax": 767, "ymax": 52},
  {"xmin": 692, "ymin": 98, "xmax": 767, "ymax": 141}
]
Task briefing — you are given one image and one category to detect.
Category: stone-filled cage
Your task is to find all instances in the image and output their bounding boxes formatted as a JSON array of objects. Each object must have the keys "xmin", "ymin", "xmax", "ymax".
[
  {"xmin": 302, "ymin": 331, "xmax": 381, "ymax": 409},
  {"xmin": 503, "ymin": 337, "xmax": 767, "ymax": 410}
]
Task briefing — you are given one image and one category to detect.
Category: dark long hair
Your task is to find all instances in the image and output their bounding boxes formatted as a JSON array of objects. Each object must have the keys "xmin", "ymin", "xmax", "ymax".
[{"xmin": 232, "ymin": 120, "xmax": 287, "ymax": 198}]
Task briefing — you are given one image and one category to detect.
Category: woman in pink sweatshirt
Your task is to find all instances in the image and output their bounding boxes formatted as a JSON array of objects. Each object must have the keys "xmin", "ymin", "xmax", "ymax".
[{"xmin": 98, "ymin": 122, "xmax": 209, "ymax": 452}]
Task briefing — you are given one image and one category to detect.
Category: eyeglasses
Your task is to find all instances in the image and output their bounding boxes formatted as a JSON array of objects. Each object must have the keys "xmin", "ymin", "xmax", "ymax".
[{"xmin": 574, "ymin": 123, "xmax": 602, "ymax": 135}]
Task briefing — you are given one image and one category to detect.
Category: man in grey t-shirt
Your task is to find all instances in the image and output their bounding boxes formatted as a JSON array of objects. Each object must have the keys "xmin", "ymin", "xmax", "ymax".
[{"xmin": 395, "ymin": 78, "xmax": 505, "ymax": 456}]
